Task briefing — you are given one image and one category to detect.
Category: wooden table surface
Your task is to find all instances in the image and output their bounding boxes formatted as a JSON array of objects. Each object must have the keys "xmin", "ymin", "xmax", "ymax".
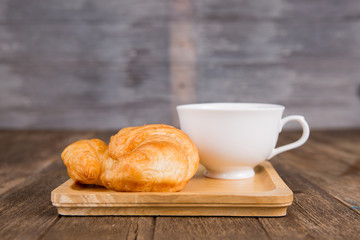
[{"xmin": 0, "ymin": 129, "xmax": 359, "ymax": 239}]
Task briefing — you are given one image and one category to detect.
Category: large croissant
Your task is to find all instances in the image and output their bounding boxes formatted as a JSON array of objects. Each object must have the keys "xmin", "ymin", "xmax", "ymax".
[{"xmin": 61, "ymin": 124, "xmax": 199, "ymax": 192}]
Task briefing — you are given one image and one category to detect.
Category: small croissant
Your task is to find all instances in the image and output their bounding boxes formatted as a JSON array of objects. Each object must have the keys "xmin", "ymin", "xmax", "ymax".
[{"xmin": 61, "ymin": 124, "xmax": 199, "ymax": 192}]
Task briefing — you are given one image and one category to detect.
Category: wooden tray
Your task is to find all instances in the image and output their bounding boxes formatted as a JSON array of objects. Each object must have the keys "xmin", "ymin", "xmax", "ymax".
[{"xmin": 51, "ymin": 161, "xmax": 293, "ymax": 217}]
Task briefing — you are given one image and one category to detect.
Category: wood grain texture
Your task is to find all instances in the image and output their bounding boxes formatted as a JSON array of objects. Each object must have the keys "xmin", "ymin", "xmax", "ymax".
[
  {"xmin": 42, "ymin": 216, "xmax": 155, "ymax": 240},
  {"xmin": 153, "ymin": 217, "xmax": 270, "ymax": 240},
  {"xmin": 52, "ymin": 162, "xmax": 291, "ymax": 203},
  {"xmin": 0, "ymin": 130, "xmax": 359, "ymax": 240},
  {"xmin": 259, "ymin": 164, "xmax": 360, "ymax": 239},
  {"xmin": 193, "ymin": 0, "xmax": 360, "ymax": 129},
  {"xmin": 0, "ymin": 130, "xmax": 96, "ymax": 195},
  {"xmin": 0, "ymin": 0, "xmax": 172, "ymax": 129},
  {"xmin": 273, "ymin": 130, "xmax": 360, "ymax": 212},
  {"xmin": 0, "ymin": 0, "xmax": 360, "ymax": 129},
  {"xmin": 0, "ymin": 130, "xmax": 113, "ymax": 240},
  {"xmin": 0, "ymin": 160, "xmax": 67, "ymax": 240},
  {"xmin": 51, "ymin": 162, "xmax": 292, "ymax": 216}
]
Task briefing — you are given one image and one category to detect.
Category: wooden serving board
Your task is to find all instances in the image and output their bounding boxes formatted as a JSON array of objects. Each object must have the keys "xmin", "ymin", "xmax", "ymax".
[{"xmin": 51, "ymin": 161, "xmax": 293, "ymax": 217}]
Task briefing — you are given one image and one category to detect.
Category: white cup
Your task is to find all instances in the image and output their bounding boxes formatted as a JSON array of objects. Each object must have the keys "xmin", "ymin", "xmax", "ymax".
[{"xmin": 177, "ymin": 103, "xmax": 310, "ymax": 179}]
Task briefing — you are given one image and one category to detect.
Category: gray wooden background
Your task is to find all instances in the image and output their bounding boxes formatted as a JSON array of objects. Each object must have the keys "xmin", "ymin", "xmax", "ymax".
[{"xmin": 0, "ymin": 0, "xmax": 359, "ymax": 130}]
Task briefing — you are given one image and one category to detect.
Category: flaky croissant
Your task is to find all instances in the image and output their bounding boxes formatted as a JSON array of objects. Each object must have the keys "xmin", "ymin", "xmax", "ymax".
[{"xmin": 61, "ymin": 124, "xmax": 199, "ymax": 192}]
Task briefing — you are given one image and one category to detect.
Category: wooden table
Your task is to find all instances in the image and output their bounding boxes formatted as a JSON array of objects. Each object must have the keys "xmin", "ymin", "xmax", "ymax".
[{"xmin": 0, "ymin": 130, "xmax": 359, "ymax": 239}]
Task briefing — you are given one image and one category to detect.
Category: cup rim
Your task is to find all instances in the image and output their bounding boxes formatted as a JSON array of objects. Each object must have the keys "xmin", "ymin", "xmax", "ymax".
[{"xmin": 177, "ymin": 102, "xmax": 285, "ymax": 111}]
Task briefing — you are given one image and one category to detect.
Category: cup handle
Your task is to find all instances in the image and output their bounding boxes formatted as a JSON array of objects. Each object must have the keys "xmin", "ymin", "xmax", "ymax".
[{"xmin": 268, "ymin": 115, "xmax": 310, "ymax": 159}]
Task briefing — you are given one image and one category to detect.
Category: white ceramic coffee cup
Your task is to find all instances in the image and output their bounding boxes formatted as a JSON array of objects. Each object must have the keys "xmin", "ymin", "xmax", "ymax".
[{"xmin": 177, "ymin": 103, "xmax": 310, "ymax": 179}]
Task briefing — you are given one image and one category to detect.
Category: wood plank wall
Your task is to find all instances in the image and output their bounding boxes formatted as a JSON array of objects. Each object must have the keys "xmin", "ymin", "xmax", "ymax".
[{"xmin": 0, "ymin": 0, "xmax": 359, "ymax": 129}]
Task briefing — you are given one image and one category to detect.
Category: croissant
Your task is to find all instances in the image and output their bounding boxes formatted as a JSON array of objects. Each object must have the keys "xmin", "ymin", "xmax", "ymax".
[{"xmin": 61, "ymin": 124, "xmax": 199, "ymax": 192}]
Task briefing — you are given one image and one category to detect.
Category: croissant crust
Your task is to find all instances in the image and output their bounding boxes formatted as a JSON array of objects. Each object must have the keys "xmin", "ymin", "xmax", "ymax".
[{"xmin": 61, "ymin": 124, "xmax": 199, "ymax": 192}]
